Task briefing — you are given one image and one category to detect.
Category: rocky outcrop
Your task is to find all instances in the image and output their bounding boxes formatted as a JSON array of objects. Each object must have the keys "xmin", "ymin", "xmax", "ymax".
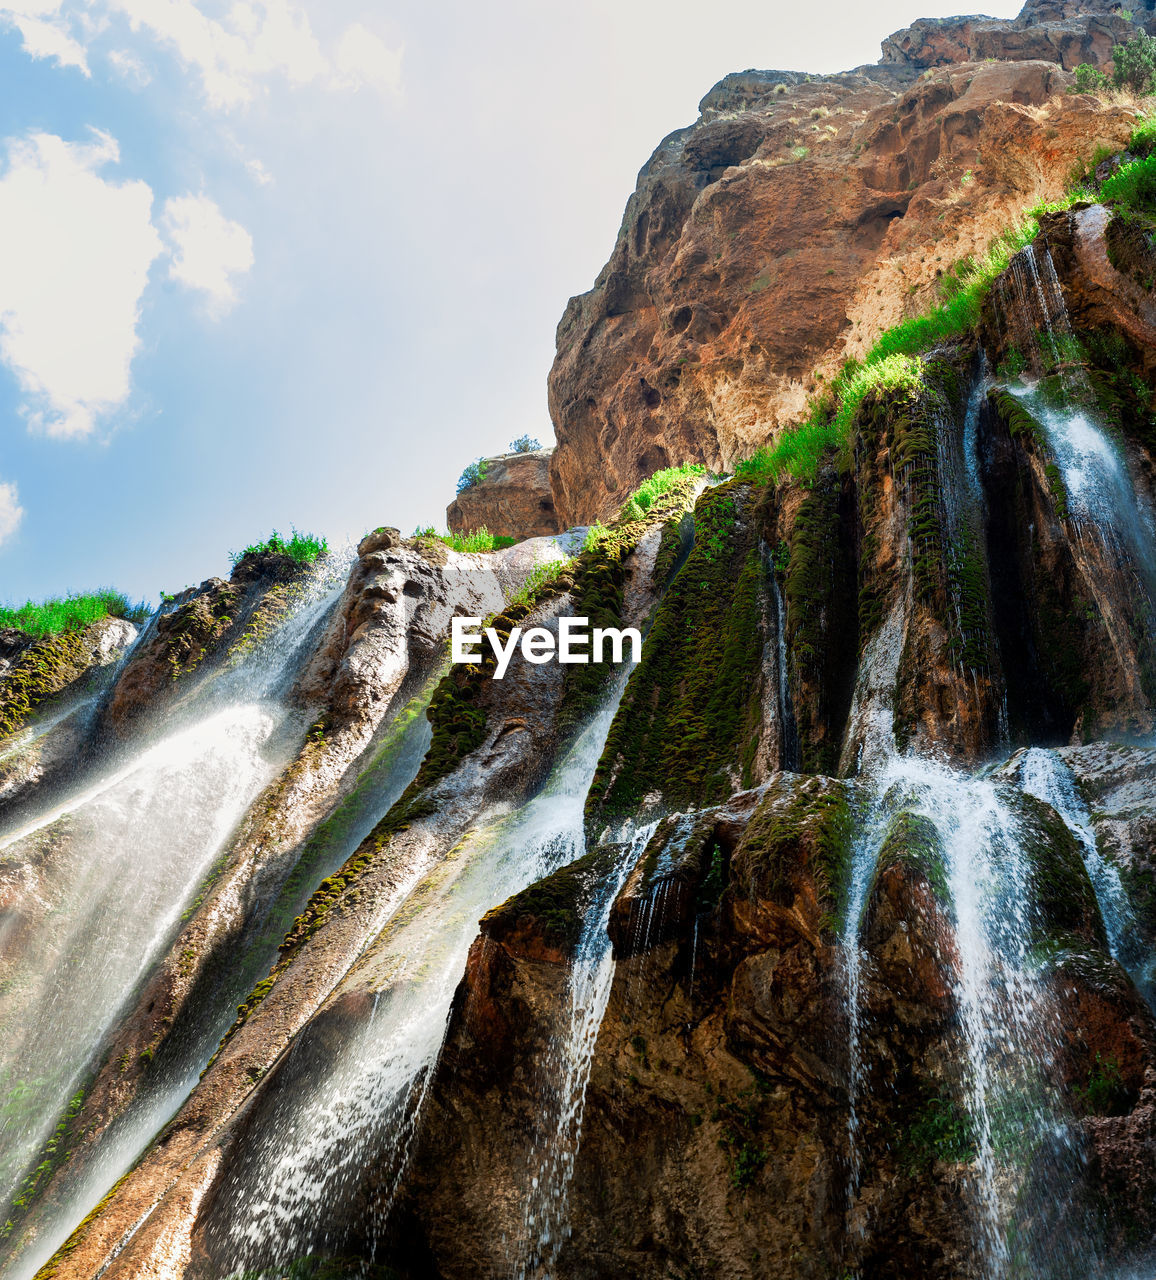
[
  {"xmin": 0, "ymin": 616, "xmax": 139, "ymax": 812},
  {"xmin": 880, "ymin": 6, "xmax": 1139, "ymax": 70},
  {"xmin": 100, "ymin": 551, "xmax": 317, "ymax": 736},
  {"xmin": 0, "ymin": 615, "xmax": 137, "ymax": 744},
  {"xmin": 445, "ymin": 447, "xmax": 561, "ymax": 540},
  {"xmin": 392, "ymin": 762, "xmax": 1156, "ymax": 1278},
  {"xmin": 547, "ymin": 11, "xmax": 1141, "ymax": 524},
  {"xmin": 37, "ymin": 478, "xmax": 701, "ymax": 1280}
]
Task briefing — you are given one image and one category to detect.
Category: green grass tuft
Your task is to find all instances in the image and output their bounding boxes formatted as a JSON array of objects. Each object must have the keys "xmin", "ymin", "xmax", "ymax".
[
  {"xmin": 0, "ymin": 590, "xmax": 150, "ymax": 638},
  {"xmin": 1100, "ymin": 152, "xmax": 1156, "ymax": 214},
  {"xmin": 617, "ymin": 463, "xmax": 706, "ymax": 522},
  {"xmin": 229, "ymin": 528, "xmax": 329, "ymax": 567},
  {"xmin": 410, "ymin": 525, "xmax": 517, "ymax": 553}
]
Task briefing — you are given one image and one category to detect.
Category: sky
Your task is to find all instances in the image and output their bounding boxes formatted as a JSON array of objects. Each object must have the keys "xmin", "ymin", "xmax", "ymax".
[{"xmin": 0, "ymin": 0, "xmax": 1025, "ymax": 605}]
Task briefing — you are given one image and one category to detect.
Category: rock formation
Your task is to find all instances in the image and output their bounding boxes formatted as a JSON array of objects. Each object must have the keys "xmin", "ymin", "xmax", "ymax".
[
  {"xmin": 4, "ymin": 4, "xmax": 1156, "ymax": 1280},
  {"xmin": 446, "ymin": 447, "xmax": 561, "ymax": 540},
  {"xmin": 547, "ymin": 0, "xmax": 1146, "ymax": 525}
]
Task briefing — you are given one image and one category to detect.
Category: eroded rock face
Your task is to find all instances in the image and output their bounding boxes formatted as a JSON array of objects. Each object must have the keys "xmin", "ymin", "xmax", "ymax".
[
  {"xmin": 547, "ymin": 25, "xmax": 1139, "ymax": 525},
  {"xmin": 446, "ymin": 448, "xmax": 561, "ymax": 540},
  {"xmin": 880, "ymin": 5, "xmax": 1139, "ymax": 70},
  {"xmin": 102, "ymin": 552, "xmax": 306, "ymax": 736},
  {"xmin": 0, "ymin": 616, "xmax": 139, "ymax": 813},
  {"xmin": 391, "ymin": 759, "xmax": 1156, "ymax": 1280}
]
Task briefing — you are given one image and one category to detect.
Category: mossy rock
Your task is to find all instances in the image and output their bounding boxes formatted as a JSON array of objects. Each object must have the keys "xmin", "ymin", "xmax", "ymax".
[
  {"xmin": 0, "ymin": 628, "xmax": 105, "ymax": 740},
  {"xmin": 730, "ymin": 774, "xmax": 856, "ymax": 929},
  {"xmin": 588, "ymin": 479, "xmax": 768, "ymax": 819},
  {"xmin": 873, "ymin": 810, "xmax": 950, "ymax": 908},
  {"xmin": 482, "ymin": 843, "xmax": 623, "ymax": 952},
  {"xmin": 1013, "ymin": 792, "xmax": 1107, "ymax": 950},
  {"xmin": 783, "ymin": 464, "xmax": 859, "ymax": 777}
]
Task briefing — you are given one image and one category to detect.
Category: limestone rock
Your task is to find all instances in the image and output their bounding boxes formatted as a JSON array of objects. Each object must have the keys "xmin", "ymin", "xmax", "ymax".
[
  {"xmin": 547, "ymin": 56, "xmax": 1137, "ymax": 525},
  {"xmin": 446, "ymin": 447, "xmax": 560, "ymax": 540}
]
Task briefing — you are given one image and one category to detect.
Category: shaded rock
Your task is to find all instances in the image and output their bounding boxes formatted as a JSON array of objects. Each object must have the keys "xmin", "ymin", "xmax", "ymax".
[{"xmin": 446, "ymin": 447, "xmax": 560, "ymax": 540}]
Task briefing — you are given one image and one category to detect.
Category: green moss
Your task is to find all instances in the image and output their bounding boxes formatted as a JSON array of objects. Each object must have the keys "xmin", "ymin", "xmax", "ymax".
[
  {"xmin": 0, "ymin": 629, "xmax": 94, "ymax": 740},
  {"xmin": 784, "ymin": 470, "xmax": 859, "ymax": 775},
  {"xmin": 1016, "ymin": 793, "xmax": 1106, "ymax": 948},
  {"xmin": 874, "ymin": 811, "xmax": 949, "ymax": 905},
  {"xmin": 33, "ymin": 1167, "xmax": 133, "ymax": 1280},
  {"xmin": 482, "ymin": 844, "xmax": 618, "ymax": 950},
  {"xmin": 226, "ymin": 579, "xmax": 310, "ymax": 665},
  {"xmin": 736, "ymin": 777, "xmax": 855, "ymax": 928},
  {"xmin": 989, "ymin": 386, "xmax": 1072, "ymax": 520},
  {"xmin": 588, "ymin": 480, "xmax": 766, "ymax": 816},
  {"xmin": 1, "ymin": 1084, "xmax": 87, "ymax": 1239}
]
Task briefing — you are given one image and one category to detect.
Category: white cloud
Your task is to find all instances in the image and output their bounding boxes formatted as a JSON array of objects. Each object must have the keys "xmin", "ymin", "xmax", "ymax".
[
  {"xmin": 0, "ymin": 0, "xmax": 88, "ymax": 72},
  {"xmin": 0, "ymin": 2, "xmax": 403, "ymax": 108},
  {"xmin": 334, "ymin": 22, "xmax": 402, "ymax": 96},
  {"xmin": 0, "ymin": 130, "xmax": 162, "ymax": 438},
  {"xmin": 162, "ymin": 193, "xmax": 254, "ymax": 316},
  {"xmin": 0, "ymin": 480, "xmax": 23, "ymax": 547},
  {"xmin": 102, "ymin": 1, "xmax": 399, "ymax": 108},
  {"xmin": 107, "ymin": 45, "xmax": 150, "ymax": 85}
]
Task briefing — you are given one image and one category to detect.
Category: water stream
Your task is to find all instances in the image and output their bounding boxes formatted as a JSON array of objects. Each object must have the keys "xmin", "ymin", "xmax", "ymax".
[
  {"xmin": 207, "ymin": 675, "xmax": 637, "ymax": 1277},
  {"xmin": 0, "ymin": 563, "xmax": 353, "ymax": 1280}
]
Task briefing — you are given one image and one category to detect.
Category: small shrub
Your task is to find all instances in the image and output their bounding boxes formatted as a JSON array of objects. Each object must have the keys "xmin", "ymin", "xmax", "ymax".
[
  {"xmin": 1100, "ymin": 152, "xmax": 1156, "ymax": 213},
  {"xmin": 229, "ymin": 528, "xmax": 328, "ymax": 567},
  {"xmin": 509, "ymin": 434, "xmax": 541, "ymax": 453},
  {"xmin": 1070, "ymin": 62, "xmax": 1110, "ymax": 94},
  {"xmin": 791, "ymin": 144, "xmax": 810, "ymax": 161},
  {"xmin": 456, "ymin": 458, "xmax": 489, "ymax": 493},
  {"xmin": 0, "ymin": 590, "xmax": 150, "ymax": 638},
  {"xmin": 582, "ymin": 522, "xmax": 610, "ymax": 553},
  {"xmin": 1130, "ymin": 111, "xmax": 1156, "ymax": 155},
  {"xmin": 1113, "ymin": 31, "xmax": 1156, "ymax": 94}
]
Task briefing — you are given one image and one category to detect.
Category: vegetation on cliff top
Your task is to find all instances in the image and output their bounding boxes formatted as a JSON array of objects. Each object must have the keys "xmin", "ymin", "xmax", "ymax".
[
  {"xmin": 228, "ymin": 527, "xmax": 329, "ymax": 567},
  {"xmin": 0, "ymin": 590, "xmax": 149, "ymax": 639},
  {"xmin": 411, "ymin": 525, "xmax": 517, "ymax": 553},
  {"xmin": 731, "ymin": 100, "xmax": 1156, "ymax": 489}
]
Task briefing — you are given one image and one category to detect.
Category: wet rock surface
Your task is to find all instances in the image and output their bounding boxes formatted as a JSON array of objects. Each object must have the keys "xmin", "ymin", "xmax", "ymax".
[{"xmin": 11, "ymin": 4, "xmax": 1156, "ymax": 1279}]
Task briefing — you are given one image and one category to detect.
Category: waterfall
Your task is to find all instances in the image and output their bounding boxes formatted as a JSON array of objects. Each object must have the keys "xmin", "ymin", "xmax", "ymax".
[
  {"xmin": 0, "ymin": 562, "xmax": 350, "ymax": 1280},
  {"xmin": 772, "ymin": 571, "xmax": 800, "ymax": 772},
  {"xmin": 510, "ymin": 818, "xmax": 661, "ymax": 1279},
  {"xmin": 840, "ymin": 790, "xmax": 888, "ymax": 1236},
  {"xmin": 840, "ymin": 750, "xmax": 1121, "ymax": 1279},
  {"xmin": 204, "ymin": 674, "xmax": 637, "ymax": 1277},
  {"xmin": 1015, "ymin": 748, "xmax": 1135, "ymax": 962}
]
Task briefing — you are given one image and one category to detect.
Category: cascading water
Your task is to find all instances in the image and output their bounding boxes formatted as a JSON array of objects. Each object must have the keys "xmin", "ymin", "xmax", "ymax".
[
  {"xmin": 509, "ymin": 818, "xmax": 660, "ymax": 1279},
  {"xmin": 205, "ymin": 675, "xmax": 637, "ymax": 1278},
  {"xmin": 1015, "ymin": 748, "xmax": 1135, "ymax": 962},
  {"xmin": 842, "ymin": 755, "xmax": 1102, "ymax": 1279},
  {"xmin": 1000, "ymin": 240, "xmax": 1156, "ymax": 613},
  {"xmin": 0, "ymin": 561, "xmax": 352, "ymax": 1280}
]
